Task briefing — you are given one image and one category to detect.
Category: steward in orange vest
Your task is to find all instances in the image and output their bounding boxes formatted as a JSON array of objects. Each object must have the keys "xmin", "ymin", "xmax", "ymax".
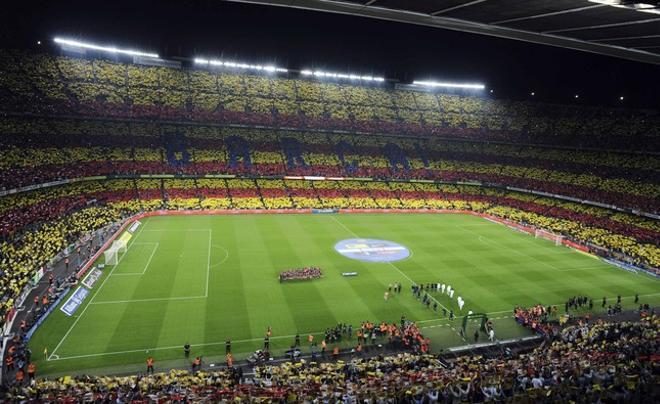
[
  {"xmin": 146, "ymin": 357, "xmax": 154, "ymax": 374},
  {"xmin": 15, "ymin": 369, "xmax": 24, "ymax": 384},
  {"xmin": 192, "ymin": 356, "xmax": 201, "ymax": 372},
  {"xmin": 27, "ymin": 362, "xmax": 36, "ymax": 379}
]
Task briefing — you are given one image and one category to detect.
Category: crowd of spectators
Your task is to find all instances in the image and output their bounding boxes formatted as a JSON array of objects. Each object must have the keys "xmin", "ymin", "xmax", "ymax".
[
  {"xmin": 1, "ymin": 119, "xmax": 657, "ymax": 215},
  {"xmin": 5, "ymin": 315, "xmax": 657, "ymax": 402},
  {"xmin": 1, "ymin": 44, "xmax": 658, "ymax": 403},
  {"xmin": 0, "ymin": 207, "xmax": 121, "ymax": 319},
  {"xmin": 278, "ymin": 266, "xmax": 323, "ymax": 282},
  {"xmin": 514, "ymin": 305, "xmax": 562, "ymax": 336},
  {"xmin": 1, "ymin": 50, "xmax": 659, "ymax": 152},
  {"xmin": 3, "ymin": 271, "xmax": 80, "ymax": 386}
]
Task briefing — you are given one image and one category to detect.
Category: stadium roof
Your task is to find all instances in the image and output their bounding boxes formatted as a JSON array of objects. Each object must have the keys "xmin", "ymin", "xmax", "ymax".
[{"xmin": 228, "ymin": 0, "xmax": 660, "ymax": 65}]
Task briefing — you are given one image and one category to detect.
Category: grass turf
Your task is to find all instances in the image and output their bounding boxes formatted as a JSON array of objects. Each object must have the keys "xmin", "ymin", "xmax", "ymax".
[{"xmin": 29, "ymin": 213, "xmax": 660, "ymax": 377}]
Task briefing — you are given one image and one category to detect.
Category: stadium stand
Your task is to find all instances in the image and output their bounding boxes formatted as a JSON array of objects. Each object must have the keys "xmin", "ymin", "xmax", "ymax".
[
  {"xmin": 1, "ymin": 119, "xmax": 657, "ymax": 212},
  {"xmin": 0, "ymin": 49, "xmax": 658, "ymax": 397},
  {"xmin": 5, "ymin": 316, "xmax": 658, "ymax": 401},
  {"xmin": 0, "ymin": 51, "xmax": 659, "ymax": 150}
]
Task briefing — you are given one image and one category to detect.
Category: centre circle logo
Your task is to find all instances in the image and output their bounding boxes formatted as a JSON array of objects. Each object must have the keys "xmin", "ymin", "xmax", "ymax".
[{"xmin": 334, "ymin": 239, "xmax": 410, "ymax": 263}]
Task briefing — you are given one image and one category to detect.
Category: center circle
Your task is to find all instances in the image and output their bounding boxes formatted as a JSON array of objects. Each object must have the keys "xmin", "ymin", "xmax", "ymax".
[{"xmin": 334, "ymin": 238, "xmax": 410, "ymax": 263}]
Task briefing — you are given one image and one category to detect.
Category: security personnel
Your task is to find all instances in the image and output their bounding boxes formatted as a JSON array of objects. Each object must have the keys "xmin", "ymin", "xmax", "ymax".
[
  {"xmin": 183, "ymin": 343, "xmax": 191, "ymax": 358},
  {"xmin": 15, "ymin": 369, "xmax": 24, "ymax": 385},
  {"xmin": 27, "ymin": 362, "xmax": 36, "ymax": 380},
  {"xmin": 226, "ymin": 339, "xmax": 231, "ymax": 354},
  {"xmin": 146, "ymin": 357, "xmax": 154, "ymax": 374}
]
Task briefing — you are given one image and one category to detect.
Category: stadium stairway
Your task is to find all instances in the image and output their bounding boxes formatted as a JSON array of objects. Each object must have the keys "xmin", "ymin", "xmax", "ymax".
[
  {"xmin": 226, "ymin": 136, "xmax": 252, "ymax": 169},
  {"xmin": 383, "ymin": 142, "xmax": 410, "ymax": 173},
  {"xmin": 280, "ymin": 137, "xmax": 307, "ymax": 169},
  {"xmin": 335, "ymin": 140, "xmax": 359, "ymax": 175}
]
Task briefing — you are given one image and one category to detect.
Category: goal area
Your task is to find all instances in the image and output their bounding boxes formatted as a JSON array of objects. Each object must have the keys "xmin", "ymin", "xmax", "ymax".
[
  {"xmin": 104, "ymin": 239, "xmax": 128, "ymax": 265},
  {"xmin": 534, "ymin": 229, "xmax": 564, "ymax": 246}
]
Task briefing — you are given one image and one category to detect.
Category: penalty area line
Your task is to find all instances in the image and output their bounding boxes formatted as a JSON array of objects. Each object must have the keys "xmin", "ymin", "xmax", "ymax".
[
  {"xmin": 90, "ymin": 295, "xmax": 207, "ymax": 305},
  {"xmin": 111, "ymin": 242, "xmax": 159, "ymax": 276}
]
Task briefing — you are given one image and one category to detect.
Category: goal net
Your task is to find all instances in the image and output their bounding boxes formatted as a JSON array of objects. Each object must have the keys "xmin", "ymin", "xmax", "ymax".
[
  {"xmin": 104, "ymin": 240, "xmax": 128, "ymax": 265},
  {"xmin": 535, "ymin": 229, "xmax": 564, "ymax": 246}
]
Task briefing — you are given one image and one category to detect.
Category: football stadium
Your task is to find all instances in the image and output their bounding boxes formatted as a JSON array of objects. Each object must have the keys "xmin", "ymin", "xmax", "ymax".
[{"xmin": 1, "ymin": 0, "xmax": 659, "ymax": 401}]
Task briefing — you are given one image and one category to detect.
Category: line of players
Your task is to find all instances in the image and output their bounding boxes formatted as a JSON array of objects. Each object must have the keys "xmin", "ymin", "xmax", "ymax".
[{"xmin": 411, "ymin": 282, "xmax": 468, "ymax": 312}]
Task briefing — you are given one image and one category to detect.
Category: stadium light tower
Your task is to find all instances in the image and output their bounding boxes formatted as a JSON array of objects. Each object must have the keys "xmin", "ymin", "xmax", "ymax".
[
  {"xmin": 412, "ymin": 80, "xmax": 485, "ymax": 90},
  {"xmin": 300, "ymin": 69, "xmax": 385, "ymax": 82},
  {"xmin": 53, "ymin": 37, "xmax": 159, "ymax": 58},
  {"xmin": 194, "ymin": 58, "xmax": 288, "ymax": 73}
]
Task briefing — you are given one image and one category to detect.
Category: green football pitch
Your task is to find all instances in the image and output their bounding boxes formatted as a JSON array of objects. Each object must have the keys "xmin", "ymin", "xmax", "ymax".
[{"xmin": 30, "ymin": 213, "xmax": 660, "ymax": 377}]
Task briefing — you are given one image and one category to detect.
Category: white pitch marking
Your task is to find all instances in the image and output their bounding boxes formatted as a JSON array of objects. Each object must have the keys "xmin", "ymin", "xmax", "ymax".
[
  {"xmin": 111, "ymin": 242, "xmax": 159, "ymax": 276},
  {"xmin": 209, "ymin": 244, "xmax": 230, "ymax": 269},
  {"xmin": 554, "ymin": 265, "xmax": 611, "ymax": 272},
  {"xmin": 141, "ymin": 229, "xmax": 212, "ymax": 232},
  {"xmin": 49, "ymin": 331, "xmax": 326, "ymax": 361},
  {"xmin": 205, "ymin": 229, "xmax": 211, "ymax": 297},
  {"xmin": 50, "ymin": 292, "xmax": 660, "ymax": 361},
  {"xmin": 49, "ymin": 217, "xmax": 149, "ymax": 359},
  {"xmin": 91, "ymin": 295, "xmax": 206, "ymax": 305},
  {"xmin": 457, "ymin": 225, "xmax": 563, "ymax": 271}
]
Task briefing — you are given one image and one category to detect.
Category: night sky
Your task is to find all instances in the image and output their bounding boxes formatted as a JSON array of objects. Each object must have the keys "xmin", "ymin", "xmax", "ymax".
[{"xmin": 2, "ymin": 0, "xmax": 659, "ymax": 109}]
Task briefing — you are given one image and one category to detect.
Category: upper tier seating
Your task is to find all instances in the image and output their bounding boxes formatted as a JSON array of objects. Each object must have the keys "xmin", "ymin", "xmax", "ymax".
[{"xmin": 0, "ymin": 50, "xmax": 658, "ymax": 150}]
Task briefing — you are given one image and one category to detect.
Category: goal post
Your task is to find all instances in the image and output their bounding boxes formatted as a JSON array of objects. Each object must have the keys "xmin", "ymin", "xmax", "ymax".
[
  {"xmin": 534, "ymin": 229, "xmax": 564, "ymax": 246},
  {"xmin": 104, "ymin": 246, "xmax": 120, "ymax": 266},
  {"xmin": 113, "ymin": 239, "xmax": 128, "ymax": 253},
  {"xmin": 104, "ymin": 239, "xmax": 128, "ymax": 266}
]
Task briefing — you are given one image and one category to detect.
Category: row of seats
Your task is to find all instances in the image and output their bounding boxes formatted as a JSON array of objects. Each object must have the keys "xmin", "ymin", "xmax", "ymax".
[{"xmin": 1, "ymin": 51, "xmax": 658, "ymax": 149}]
